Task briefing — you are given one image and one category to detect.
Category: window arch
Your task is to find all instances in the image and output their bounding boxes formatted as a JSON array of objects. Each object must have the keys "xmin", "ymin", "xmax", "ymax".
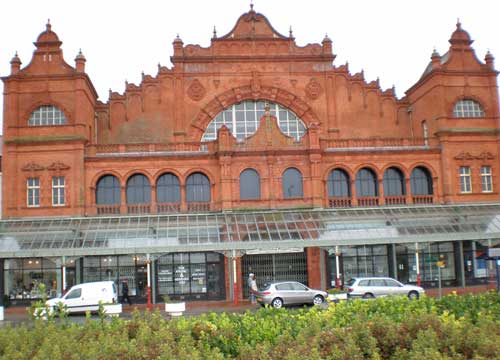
[
  {"xmin": 283, "ymin": 168, "xmax": 303, "ymax": 199},
  {"xmin": 202, "ymin": 100, "xmax": 306, "ymax": 141},
  {"xmin": 453, "ymin": 99, "xmax": 485, "ymax": 118},
  {"xmin": 383, "ymin": 167, "xmax": 405, "ymax": 196},
  {"xmin": 355, "ymin": 168, "xmax": 378, "ymax": 197},
  {"xmin": 240, "ymin": 169, "xmax": 261, "ymax": 200},
  {"xmin": 126, "ymin": 174, "xmax": 151, "ymax": 204},
  {"xmin": 156, "ymin": 173, "xmax": 181, "ymax": 203},
  {"xmin": 96, "ymin": 175, "xmax": 121, "ymax": 205},
  {"xmin": 186, "ymin": 172, "xmax": 211, "ymax": 202},
  {"xmin": 410, "ymin": 167, "xmax": 433, "ymax": 195},
  {"xmin": 29, "ymin": 105, "xmax": 67, "ymax": 126},
  {"xmin": 327, "ymin": 169, "xmax": 351, "ymax": 197}
]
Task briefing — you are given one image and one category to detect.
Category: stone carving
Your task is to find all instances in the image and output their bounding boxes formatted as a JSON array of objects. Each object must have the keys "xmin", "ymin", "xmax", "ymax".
[
  {"xmin": 22, "ymin": 162, "xmax": 45, "ymax": 171},
  {"xmin": 47, "ymin": 162, "xmax": 70, "ymax": 171},
  {"xmin": 187, "ymin": 79, "xmax": 206, "ymax": 101},
  {"xmin": 454, "ymin": 151, "xmax": 495, "ymax": 160},
  {"xmin": 305, "ymin": 78, "xmax": 322, "ymax": 100}
]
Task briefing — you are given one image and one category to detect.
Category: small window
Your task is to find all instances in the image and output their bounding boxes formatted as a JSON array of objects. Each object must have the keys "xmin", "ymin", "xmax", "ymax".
[
  {"xmin": 358, "ymin": 280, "xmax": 369, "ymax": 286},
  {"xmin": 29, "ymin": 105, "xmax": 67, "ymax": 126},
  {"xmin": 276, "ymin": 283, "xmax": 293, "ymax": 291},
  {"xmin": 240, "ymin": 169, "xmax": 261, "ymax": 200},
  {"xmin": 291, "ymin": 283, "xmax": 307, "ymax": 291},
  {"xmin": 481, "ymin": 166, "xmax": 493, "ymax": 193},
  {"xmin": 52, "ymin": 176, "xmax": 65, "ymax": 206},
  {"xmin": 64, "ymin": 288, "xmax": 82, "ymax": 299},
  {"xmin": 453, "ymin": 99, "xmax": 485, "ymax": 118},
  {"xmin": 383, "ymin": 279, "xmax": 400, "ymax": 287},
  {"xmin": 27, "ymin": 177, "xmax": 40, "ymax": 207},
  {"xmin": 369, "ymin": 279, "xmax": 385, "ymax": 286},
  {"xmin": 460, "ymin": 166, "xmax": 472, "ymax": 193},
  {"xmin": 282, "ymin": 168, "xmax": 303, "ymax": 199}
]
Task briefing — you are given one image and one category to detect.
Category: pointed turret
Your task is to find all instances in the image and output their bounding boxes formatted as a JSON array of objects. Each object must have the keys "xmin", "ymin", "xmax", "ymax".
[
  {"xmin": 10, "ymin": 52, "xmax": 21, "ymax": 75},
  {"xmin": 485, "ymin": 50, "xmax": 495, "ymax": 70},
  {"xmin": 449, "ymin": 20, "xmax": 473, "ymax": 49},
  {"xmin": 75, "ymin": 49, "xmax": 86, "ymax": 72},
  {"xmin": 322, "ymin": 33, "xmax": 332, "ymax": 54},
  {"xmin": 173, "ymin": 34, "xmax": 183, "ymax": 56},
  {"xmin": 431, "ymin": 48, "xmax": 441, "ymax": 70}
]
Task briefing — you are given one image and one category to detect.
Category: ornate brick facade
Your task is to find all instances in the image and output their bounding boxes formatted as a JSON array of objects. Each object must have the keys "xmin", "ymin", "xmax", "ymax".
[{"xmin": 1, "ymin": 9, "xmax": 499, "ymax": 302}]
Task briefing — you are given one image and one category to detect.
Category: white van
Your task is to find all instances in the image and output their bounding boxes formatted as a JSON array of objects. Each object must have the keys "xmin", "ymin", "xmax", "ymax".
[{"xmin": 46, "ymin": 281, "xmax": 119, "ymax": 314}]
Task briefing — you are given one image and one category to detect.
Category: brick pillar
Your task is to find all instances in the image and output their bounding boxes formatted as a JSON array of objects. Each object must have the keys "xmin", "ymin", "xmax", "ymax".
[{"xmin": 307, "ymin": 247, "xmax": 322, "ymax": 289}]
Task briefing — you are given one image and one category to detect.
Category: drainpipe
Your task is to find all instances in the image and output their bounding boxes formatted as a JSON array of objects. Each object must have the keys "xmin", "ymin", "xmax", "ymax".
[{"xmin": 147, "ymin": 254, "xmax": 152, "ymax": 310}]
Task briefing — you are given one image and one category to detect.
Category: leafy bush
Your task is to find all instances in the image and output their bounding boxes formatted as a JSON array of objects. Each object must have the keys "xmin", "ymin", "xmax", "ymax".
[{"xmin": 0, "ymin": 292, "xmax": 499, "ymax": 359}]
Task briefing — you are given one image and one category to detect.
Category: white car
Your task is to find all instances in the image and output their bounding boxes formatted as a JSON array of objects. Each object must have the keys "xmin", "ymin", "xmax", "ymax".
[
  {"xmin": 46, "ymin": 281, "xmax": 120, "ymax": 314},
  {"xmin": 345, "ymin": 277, "xmax": 424, "ymax": 299}
]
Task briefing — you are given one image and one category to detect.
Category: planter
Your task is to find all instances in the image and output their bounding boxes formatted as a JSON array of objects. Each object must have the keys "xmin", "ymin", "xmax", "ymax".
[
  {"xmin": 328, "ymin": 293, "xmax": 348, "ymax": 302},
  {"xmin": 103, "ymin": 303, "xmax": 123, "ymax": 316},
  {"xmin": 165, "ymin": 302, "xmax": 186, "ymax": 317}
]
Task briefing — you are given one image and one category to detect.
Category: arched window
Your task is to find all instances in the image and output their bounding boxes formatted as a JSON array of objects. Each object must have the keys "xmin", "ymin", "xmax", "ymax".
[
  {"xmin": 282, "ymin": 168, "xmax": 303, "ymax": 199},
  {"xmin": 383, "ymin": 167, "xmax": 405, "ymax": 196},
  {"xmin": 355, "ymin": 168, "xmax": 378, "ymax": 197},
  {"xmin": 96, "ymin": 175, "xmax": 121, "ymax": 205},
  {"xmin": 126, "ymin": 174, "xmax": 151, "ymax": 204},
  {"xmin": 186, "ymin": 173, "xmax": 211, "ymax": 202},
  {"xmin": 327, "ymin": 169, "xmax": 351, "ymax": 197},
  {"xmin": 202, "ymin": 100, "xmax": 306, "ymax": 141},
  {"xmin": 410, "ymin": 167, "xmax": 433, "ymax": 195},
  {"xmin": 453, "ymin": 99, "xmax": 485, "ymax": 118},
  {"xmin": 240, "ymin": 169, "xmax": 261, "ymax": 200},
  {"xmin": 156, "ymin": 173, "xmax": 181, "ymax": 203},
  {"xmin": 29, "ymin": 105, "xmax": 67, "ymax": 126}
]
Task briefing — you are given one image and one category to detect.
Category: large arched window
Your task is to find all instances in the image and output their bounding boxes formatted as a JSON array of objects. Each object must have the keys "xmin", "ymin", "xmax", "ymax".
[
  {"xmin": 355, "ymin": 168, "xmax": 378, "ymax": 197},
  {"xmin": 410, "ymin": 167, "xmax": 433, "ymax": 195},
  {"xmin": 327, "ymin": 169, "xmax": 351, "ymax": 197},
  {"xmin": 186, "ymin": 173, "xmax": 211, "ymax": 202},
  {"xmin": 453, "ymin": 99, "xmax": 485, "ymax": 118},
  {"xmin": 96, "ymin": 175, "xmax": 121, "ymax": 205},
  {"xmin": 383, "ymin": 167, "xmax": 405, "ymax": 196},
  {"xmin": 283, "ymin": 168, "xmax": 303, "ymax": 199},
  {"xmin": 240, "ymin": 169, "xmax": 261, "ymax": 200},
  {"xmin": 29, "ymin": 105, "xmax": 67, "ymax": 126},
  {"xmin": 126, "ymin": 174, "xmax": 151, "ymax": 204},
  {"xmin": 156, "ymin": 173, "xmax": 181, "ymax": 203},
  {"xmin": 202, "ymin": 100, "xmax": 306, "ymax": 141}
]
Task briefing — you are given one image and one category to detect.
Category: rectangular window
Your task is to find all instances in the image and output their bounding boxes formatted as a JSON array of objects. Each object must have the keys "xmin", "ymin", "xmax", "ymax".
[
  {"xmin": 460, "ymin": 166, "xmax": 472, "ymax": 193},
  {"xmin": 27, "ymin": 177, "xmax": 40, "ymax": 207},
  {"xmin": 481, "ymin": 166, "xmax": 493, "ymax": 193},
  {"xmin": 52, "ymin": 176, "xmax": 65, "ymax": 206}
]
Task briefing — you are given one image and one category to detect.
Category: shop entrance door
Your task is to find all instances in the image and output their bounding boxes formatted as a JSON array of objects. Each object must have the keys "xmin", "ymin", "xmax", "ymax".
[
  {"xmin": 207, "ymin": 262, "xmax": 225, "ymax": 300},
  {"xmin": 397, "ymin": 256, "xmax": 409, "ymax": 283},
  {"xmin": 135, "ymin": 265, "xmax": 147, "ymax": 301}
]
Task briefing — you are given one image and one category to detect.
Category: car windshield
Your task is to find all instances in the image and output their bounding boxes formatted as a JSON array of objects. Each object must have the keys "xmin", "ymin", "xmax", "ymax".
[
  {"xmin": 259, "ymin": 283, "xmax": 271, "ymax": 291},
  {"xmin": 344, "ymin": 278, "xmax": 356, "ymax": 287}
]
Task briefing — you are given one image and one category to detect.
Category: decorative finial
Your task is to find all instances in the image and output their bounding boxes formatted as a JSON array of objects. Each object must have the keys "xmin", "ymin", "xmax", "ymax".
[
  {"xmin": 46, "ymin": 18, "xmax": 52, "ymax": 31},
  {"xmin": 289, "ymin": 26, "xmax": 293, "ymax": 38},
  {"xmin": 250, "ymin": 0, "xmax": 254, "ymax": 11},
  {"xmin": 213, "ymin": 26, "xmax": 217, "ymax": 39},
  {"xmin": 264, "ymin": 101, "xmax": 270, "ymax": 114},
  {"xmin": 456, "ymin": 18, "xmax": 461, "ymax": 28}
]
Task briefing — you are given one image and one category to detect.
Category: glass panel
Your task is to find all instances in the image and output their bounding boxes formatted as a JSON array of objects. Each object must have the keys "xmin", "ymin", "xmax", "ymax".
[{"xmin": 283, "ymin": 168, "xmax": 303, "ymax": 199}]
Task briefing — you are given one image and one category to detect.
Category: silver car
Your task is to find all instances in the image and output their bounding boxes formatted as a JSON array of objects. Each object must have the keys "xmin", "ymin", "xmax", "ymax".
[
  {"xmin": 345, "ymin": 277, "xmax": 425, "ymax": 299},
  {"xmin": 255, "ymin": 281, "xmax": 327, "ymax": 308}
]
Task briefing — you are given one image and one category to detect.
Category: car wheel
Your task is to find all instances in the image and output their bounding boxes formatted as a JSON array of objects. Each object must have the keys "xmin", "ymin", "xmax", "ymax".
[
  {"xmin": 408, "ymin": 291, "xmax": 419, "ymax": 300},
  {"xmin": 313, "ymin": 295, "xmax": 324, "ymax": 305},
  {"xmin": 271, "ymin": 298, "xmax": 283, "ymax": 309},
  {"xmin": 362, "ymin": 293, "xmax": 375, "ymax": 299}
]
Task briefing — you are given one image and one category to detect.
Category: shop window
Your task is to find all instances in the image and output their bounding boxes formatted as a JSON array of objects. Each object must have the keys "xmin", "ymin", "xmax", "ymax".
[
  {"xmin": 240, "ymin": 169, "xmax": 260, "ymax": 200},
  {"xmin": 28, "ymin": 105, "xmax": 67, "ymax": 126},
  {"xmin": 453, "ymin": 99, "xmax": 485, "ymax": 118},
  {"xmin": 481, "ymin": 166, "xmax": 493, "ymax": 193},
  {"xmin": 410, "ymin": 167, "xmax": 433, "ymax": 195},
  {"xmin": 355, "ymin": 168, "xmax": 378, "ymax": 197},
  {"xmin": 202, "ymin": 100, "xmax": 306, "ymax": 141},
  {"xmin": 186, "ymin": 172, "xmax": 211, "ymax": 202},
  {"xmin": 327, "ymin": 169, "xmax": 350, "ymax": 197},
  {"xmin": 383, "ymin": 167, "xmax": 405, "ymax": 196},
  {"xmin": 52, "ymin": 176, "xmax": 65, "ymax": 206},
  {"xmin": 460, "ymin": 166, "xmax": 472, "ymax": 193},
  {"xmin": 96, "ymin": 175, "xmax": 121, "ymax": 205},
  {"xmin": 126, "ymin": 174, "xmax": 151, "ymax": 204},
  {"xmin": 156, "ymin": 173, "xmax": 181, "ymax": 203},
  {"xmin": 282, "ymin": 168, "xmax": 303, "ymax": 199},
  {"xmin": 27, "ymin": 177, "xmax": 40, "ymax": 207}
]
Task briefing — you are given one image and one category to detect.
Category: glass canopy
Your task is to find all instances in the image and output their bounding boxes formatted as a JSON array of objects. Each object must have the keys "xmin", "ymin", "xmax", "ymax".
[{"xmin": 0, "ymin": 203, "xmax": 499, "ymax": 258}]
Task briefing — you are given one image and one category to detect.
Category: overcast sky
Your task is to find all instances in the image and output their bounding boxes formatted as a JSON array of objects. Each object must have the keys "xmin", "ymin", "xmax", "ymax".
[{"xmin": 1, "ymin": 0, "xmax": 499, "ymax": 132}]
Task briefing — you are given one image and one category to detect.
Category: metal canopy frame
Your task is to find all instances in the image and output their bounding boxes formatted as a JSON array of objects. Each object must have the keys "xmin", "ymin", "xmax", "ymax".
[{"xmin": 1, "ymin": 203, "xmax": 500, "ymax": 258}]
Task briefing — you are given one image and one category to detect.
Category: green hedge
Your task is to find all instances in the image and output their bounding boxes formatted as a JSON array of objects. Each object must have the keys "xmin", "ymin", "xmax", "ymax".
[{"xmin": 1, "ymin": 292, "xmax": 500, "ymax": 359}]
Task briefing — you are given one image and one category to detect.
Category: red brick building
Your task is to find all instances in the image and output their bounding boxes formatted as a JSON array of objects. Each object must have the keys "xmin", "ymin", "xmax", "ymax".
[{"xmin": 1, "ymin": 8, "xmax": 499, "ymax": 305}]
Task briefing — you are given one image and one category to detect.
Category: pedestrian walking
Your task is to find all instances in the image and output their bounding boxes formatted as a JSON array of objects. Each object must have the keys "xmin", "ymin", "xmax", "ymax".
[
  {"xmin": 250, "ymin": 273, "xmax": 258, "ymax": 304},
  {"xmin": 121, "ymin": 279, "xmax": 132, "ymax": 305}
]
